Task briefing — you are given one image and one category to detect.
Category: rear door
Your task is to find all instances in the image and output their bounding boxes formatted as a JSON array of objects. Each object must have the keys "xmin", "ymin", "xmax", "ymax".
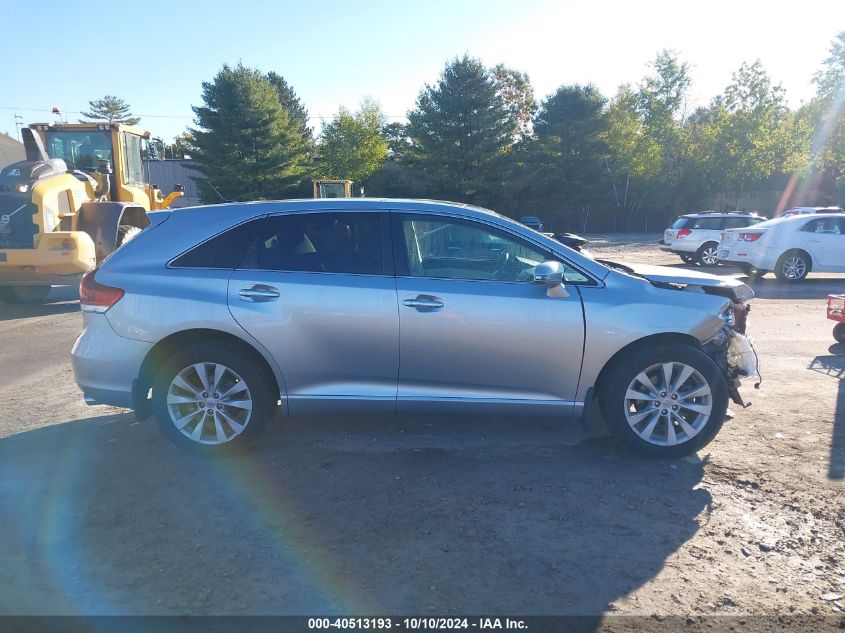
[
  {"xmin": 227, "ymin": 210, "xmax": 399, "ymax": 414},
  {"xmin": 393, "ymin": 212, "xmax": 586, "ymax": 415}
]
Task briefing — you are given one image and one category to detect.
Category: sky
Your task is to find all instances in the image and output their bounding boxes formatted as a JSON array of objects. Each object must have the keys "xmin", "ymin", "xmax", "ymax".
[{"xmin": 1, "ymin": 0, "xmax": 843, "ymax": 141}]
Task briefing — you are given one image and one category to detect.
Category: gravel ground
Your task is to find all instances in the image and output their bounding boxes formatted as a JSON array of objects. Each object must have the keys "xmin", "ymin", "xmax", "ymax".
[{"xmin": 0, "ymin": 237, "xmax": 842, "ymax": 625}]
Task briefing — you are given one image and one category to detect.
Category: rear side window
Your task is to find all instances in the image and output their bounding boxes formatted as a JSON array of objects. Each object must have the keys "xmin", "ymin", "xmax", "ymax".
[
  {"xmin": 170, "ymin": 218, "xmax": 265, "ymax": 269},
  {"xmin": 690, "ymin": 217, "xmax": 722, "ymax": 230},
  {"xmin": 241, "ymin": 212, "xmax": 386, "ymax": 275},
  {"xmin": 671, "ymin": 217, "xmax": 690, "ymax": 229},
  {"xmin": 724, "ymin": 217, "xmax": 757, "ymax": 229}
]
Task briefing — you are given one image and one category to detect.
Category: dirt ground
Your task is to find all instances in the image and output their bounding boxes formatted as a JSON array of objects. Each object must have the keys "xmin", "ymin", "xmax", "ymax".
[{"xmin": 0, "ymin": 234, "xmax": 842, "ymax": 623}]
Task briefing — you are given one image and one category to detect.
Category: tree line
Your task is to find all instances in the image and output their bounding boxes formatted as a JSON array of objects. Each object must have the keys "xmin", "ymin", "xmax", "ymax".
[{"xmin": 88, "ymin": 32, "xmax": 845, "ymax": 231}]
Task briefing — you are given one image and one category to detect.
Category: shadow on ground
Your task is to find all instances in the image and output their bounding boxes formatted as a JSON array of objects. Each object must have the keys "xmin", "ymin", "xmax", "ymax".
[
  {"xmin": 0, "ymin": 412, "xmax": 709, "ymax": 619},
  {"xmin": 0, "ymin": 286, "xmax": 79, "ymax": 322},
  {"xmin": 808, "ymin": 343, "xmax": 845, "ymax": 480}
]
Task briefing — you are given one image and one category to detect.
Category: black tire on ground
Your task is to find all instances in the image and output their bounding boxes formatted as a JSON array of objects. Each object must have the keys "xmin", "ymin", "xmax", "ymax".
[
  {"xmin": 116, "ymin": 224, "xmax": 143, "ymax": 247},
  {"xmin": 6, "ymin": 285, "xmax": 51, "ymax": 304},
  {"xmin": 598, "ymin": 343, "xmax": 729, "ymax": 459},
  {"xmin": 696, "ymin": 242, "xmax": 720, "ymax": 267},
  {"xmin": 739, "ymin": 264, "xmax": 767, "ymax": 279},
  {"xmin": 679, "ymin": 254, "xmax": 696, "ymax": 265},
  {"xmin": 774, "ymin": 250, "xmax": 810, "ymax": 282},
  {"xmin": 152, "ymin": 342, "xmax": 276, "ymax": 456},
  {"xmin": 834, "ymin": 323, "xmax": 845, "ymax": 344}
]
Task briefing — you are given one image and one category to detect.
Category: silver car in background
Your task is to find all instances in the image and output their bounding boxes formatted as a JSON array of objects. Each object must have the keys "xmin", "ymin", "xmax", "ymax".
[{"xmin": 72, "ymin": 199, "xmax": 757, "ymax": 458}]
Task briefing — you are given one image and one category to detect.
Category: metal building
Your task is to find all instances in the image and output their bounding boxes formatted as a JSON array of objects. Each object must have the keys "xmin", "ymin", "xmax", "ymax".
[{"xmin": 143, "ymin": 159, "xmax": 202, "ymax": 207}]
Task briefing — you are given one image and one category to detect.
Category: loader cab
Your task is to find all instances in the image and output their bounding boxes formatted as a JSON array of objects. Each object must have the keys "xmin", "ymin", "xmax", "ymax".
[{"xmin": 34, "ymin": 123, "xmax": 151, "ymax": 210}]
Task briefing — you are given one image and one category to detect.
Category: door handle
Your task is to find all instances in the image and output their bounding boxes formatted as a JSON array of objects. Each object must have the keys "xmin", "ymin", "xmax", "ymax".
[
  {"xmin": 238, "ymin": 285, "xmax": 280, "ymax": 301},
  {"xmin": 403, "ymin": 296, "xmax": 444, "ymax": 309}
]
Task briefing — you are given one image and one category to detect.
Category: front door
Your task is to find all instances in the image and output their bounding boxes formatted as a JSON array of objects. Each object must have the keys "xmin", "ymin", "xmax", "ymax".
[
  {"xmin": 798, "ymin": 217, "xmax": 845, "ymax": 270},
  {"xmin": 228, "ymin": 210, "xmax": 398, "ymax": 414},
  {"xmin": 393, "ymin": 213, "xmax": 586, "ymax": 416}
]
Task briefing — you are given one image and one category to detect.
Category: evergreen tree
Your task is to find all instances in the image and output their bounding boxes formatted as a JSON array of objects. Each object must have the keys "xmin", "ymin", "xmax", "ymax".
[
  {"xmin": 80, "ymin": 95, "xmax": 140, "ymax": 125},
  {"xmin": 404, "ymin": 55, "xmax": 518, "ymax": 205},
  {"xmin": 189, "ymin": 63, "xmax": 314, "ymax": 201}
]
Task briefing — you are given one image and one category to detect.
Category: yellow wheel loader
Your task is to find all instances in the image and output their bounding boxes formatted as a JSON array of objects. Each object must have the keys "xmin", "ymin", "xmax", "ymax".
[{"xmin": 0, "ymin": 123, "xmax": 183, "ymax": 303}]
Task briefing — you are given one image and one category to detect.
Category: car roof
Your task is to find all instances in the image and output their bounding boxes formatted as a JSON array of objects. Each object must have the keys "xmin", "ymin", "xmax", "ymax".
[
  {"xmin": 172, "ymin": 198, "xmax": 506, "ymax": 221},
  {"xmin": 680, "ymin": 211, "xmax": 763, "ymax": 218}
]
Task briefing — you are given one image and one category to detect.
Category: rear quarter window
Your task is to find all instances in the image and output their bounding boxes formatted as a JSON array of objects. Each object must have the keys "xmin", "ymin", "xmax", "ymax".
[
  {"xmin": 671, "ymin": 217, "xmax": 691, "ymax": 229},
  {"xmin": 170, "ymin": 217, "xmax": 266, "ymax": 269}
]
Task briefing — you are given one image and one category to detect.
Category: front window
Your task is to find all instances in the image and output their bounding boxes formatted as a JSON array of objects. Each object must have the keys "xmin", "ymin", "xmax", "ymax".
[
  {"xmin": 44, "ymin": 130, "xmax": 113, "ymax": 172},
  {"xmin": 399, "ymin": 216, "xmax": 587, "ymax": 283},
  {"xmin": 121, "ymin": 133, "xmax": 145, "ymax": 185}
]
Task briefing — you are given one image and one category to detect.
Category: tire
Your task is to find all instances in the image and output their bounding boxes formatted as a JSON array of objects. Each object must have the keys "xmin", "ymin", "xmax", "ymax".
[
  {"xmin": 696, "ymin": 242, "xmax": 720, "ymax": 267},
  {"xmin": 7, "ymin": 285, "xmax": 51, "ymax": 304},
  {"xmin": 774, "ymin": 250, "xmax": 810, "ymax": 281},
  {"xmin": 739, "ymin": 264, "xmax": 767, "ymax": 279},
  {"xmin": 679, "ymin": 254, "xmax": 696, "ymax": 265},
  {"xmin": 598, "ymin": 343, "xmax": 729, "ymax": 458},
  {"xmin": 151, "ymin": 342, "xmax": 276, "ymax": 456},
  {"xmin": 834, "ymin": 323, "xmax": 845, "ymax": 344},
  {"xmin": 116, "ymin": 224, "xmax": 143, "ymax": 247}
]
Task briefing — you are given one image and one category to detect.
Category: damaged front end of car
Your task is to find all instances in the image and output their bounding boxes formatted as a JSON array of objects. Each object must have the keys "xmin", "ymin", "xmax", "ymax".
[{"xmin": 613, "ymin": 261, "xmax": 761, "ymax": 408}]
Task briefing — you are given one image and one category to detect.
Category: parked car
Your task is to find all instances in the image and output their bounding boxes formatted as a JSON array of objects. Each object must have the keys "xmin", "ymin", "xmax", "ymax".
[
  {"xmin": 718, "ymin": 213, "xmax": 845, "ymax": 281},
  {"xmin": 543, "ymin": 231, "xmax": 592, "ymax": 257},
  {"xmin": 520, "ymin": 215, "xmax": 544, "ymax": 231},
  {"xmin": 780, "ymin": 206, "xmax": 844, "ymax": 218},
  {"xmin": 72, "ymin": 199, "xmax": 757, "ymax": 458},
  {"xmin": 662, "ymin": 212, "xmax": 765, "ymax": 266}
]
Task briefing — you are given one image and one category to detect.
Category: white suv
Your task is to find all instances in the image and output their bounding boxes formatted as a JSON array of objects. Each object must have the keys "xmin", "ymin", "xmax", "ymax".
[{"xmin": 662, "ymin": 213, "xmax": 765, "ymax": 266}]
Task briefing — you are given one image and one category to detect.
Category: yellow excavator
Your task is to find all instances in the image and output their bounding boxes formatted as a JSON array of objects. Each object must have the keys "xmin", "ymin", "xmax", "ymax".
[
  {"xmin": 0, "ymin": 122, "xmax": 183, "ymax": 303},
  {"xmin": 312, "ymin": 179, "xmax": 353, "ymax": 198}
]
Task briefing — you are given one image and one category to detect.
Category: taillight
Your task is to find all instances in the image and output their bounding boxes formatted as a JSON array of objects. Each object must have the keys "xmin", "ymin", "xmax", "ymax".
[
  {"xmin": 79, "ymin": 271, "xmax": 124, "ymax": 313},
  {"xmin": 737, "ymin": 232, "xmax": 764, "ymax": 242},
  {"xmin": 677, "ymin": 228, "xmax": 692, "ymax": 238}
]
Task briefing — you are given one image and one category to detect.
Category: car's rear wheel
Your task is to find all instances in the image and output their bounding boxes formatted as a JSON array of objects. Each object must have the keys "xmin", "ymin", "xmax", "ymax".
[
  {"xmin": 834, "ymin": 323, "xmax": 845, "ymax": 344},
  {"xmin": 696, "ymin": 242, "xmax": 719, "ymax": 266},
  {"xmin": 152, "ymin": 342, "xmax": 275, "ymax": 455},
  {"xmin": 774, "ymin": 250, "xmax": 810, "ymax": 281},
  {"xmin": 599, "ymin": 344, "xmax": 728, "ymax": 458}
]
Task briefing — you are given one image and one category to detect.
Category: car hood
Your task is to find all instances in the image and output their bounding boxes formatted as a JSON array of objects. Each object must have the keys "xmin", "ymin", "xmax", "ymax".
[{"xmin": 606, "ymin": 261, "xmax": 755, "ymax": 301}]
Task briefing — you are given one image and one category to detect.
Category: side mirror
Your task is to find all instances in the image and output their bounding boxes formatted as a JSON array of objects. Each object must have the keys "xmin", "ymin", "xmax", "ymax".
[{"xmin": 534, "ymin": 260, "xmax": 569, "ymax": 298}]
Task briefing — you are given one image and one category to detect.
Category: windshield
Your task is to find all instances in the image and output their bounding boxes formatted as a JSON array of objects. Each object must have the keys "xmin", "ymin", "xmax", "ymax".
[
  {"xmin": 44, "ymin": 130, "xmax": 113, "ymax": 172},
  {"xmin": 671, "ymin": 217, "xmax": 691, "ymax": 229}
]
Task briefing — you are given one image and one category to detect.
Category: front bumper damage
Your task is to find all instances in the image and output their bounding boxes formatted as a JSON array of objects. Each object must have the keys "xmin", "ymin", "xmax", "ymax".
[{"xmin": 703, "ymin": 296, "xmax": 760, "ymax": 408}]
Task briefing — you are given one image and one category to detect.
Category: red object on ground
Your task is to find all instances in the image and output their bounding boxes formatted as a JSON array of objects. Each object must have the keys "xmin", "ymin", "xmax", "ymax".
[{"xmin": 828, "ymin": 295, "xmax": 845, "ymax": 324}]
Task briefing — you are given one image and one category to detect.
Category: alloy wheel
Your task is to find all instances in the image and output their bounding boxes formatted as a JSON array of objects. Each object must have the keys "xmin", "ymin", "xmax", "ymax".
[
  {"xmin": 781, "ymin": 256, "xmax": 807, "ymax": 280},
  {"xmin": 166, "ymin": 362, "xmax": 253, "ymax": 445},
  {"xmin": 624, "ymin": 362, "xmax": 713, "ymax": 446},
  {"xmin": 700, "ymin": 246, "xmax": 718, "ymax": 266}
]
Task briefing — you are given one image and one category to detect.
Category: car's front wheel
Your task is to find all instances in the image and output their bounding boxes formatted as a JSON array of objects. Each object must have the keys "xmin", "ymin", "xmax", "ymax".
[
  {"xmin": 152, "ymin": 342, "xmax": 275, "ymax": 455},
  {"xmin": 599, "ymin": 344, "xmax": 728, "ymax": 458},
  {"xmin": 679, "ymin": 254, "xmax": 696, "ymax": 265}
]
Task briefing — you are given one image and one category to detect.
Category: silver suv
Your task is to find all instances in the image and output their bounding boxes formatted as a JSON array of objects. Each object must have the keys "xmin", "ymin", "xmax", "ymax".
[
  {"xmin": 663, "ymin": 212, "xmax": 765, "ymax": 266},
  {"xmin": 72, "ymin": 199, "xmax": 757, "ymax": 458}
]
